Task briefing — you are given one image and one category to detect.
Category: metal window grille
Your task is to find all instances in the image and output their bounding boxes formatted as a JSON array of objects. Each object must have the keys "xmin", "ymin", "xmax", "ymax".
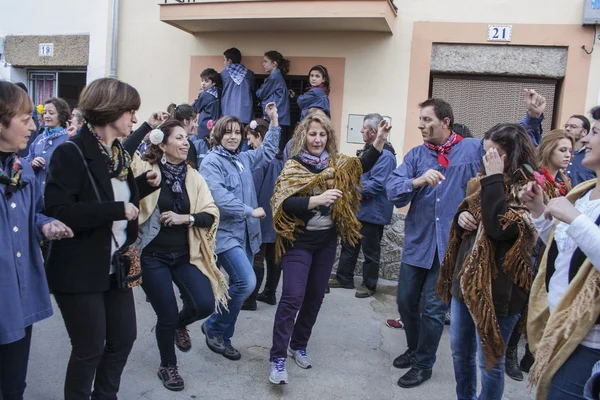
[{"xmin": 431, "ymin": 75, "xmax": 557, "ymax": 138}]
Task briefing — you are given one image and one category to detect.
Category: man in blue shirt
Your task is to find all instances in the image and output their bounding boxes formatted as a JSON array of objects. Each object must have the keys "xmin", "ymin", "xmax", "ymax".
[
  {"xmin": 386, "ymin": 98, "xmax": 482, "ymax": 388},
  {"xmin": 520, "ymin": 89, "xmax": 546, "ymax": 147},
  {"xmin": 565, "ymin": 114, "xmax": 596, "ymax": 186},
  {"xmin": 329, "ymin": 113, "xmax": 397, "ymax": 298}
]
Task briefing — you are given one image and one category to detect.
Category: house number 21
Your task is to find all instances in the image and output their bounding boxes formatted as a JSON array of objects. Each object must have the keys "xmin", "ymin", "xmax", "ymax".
[{"xmin": 488, "ymin": 25, "xmax": 512, "ymax": 42}]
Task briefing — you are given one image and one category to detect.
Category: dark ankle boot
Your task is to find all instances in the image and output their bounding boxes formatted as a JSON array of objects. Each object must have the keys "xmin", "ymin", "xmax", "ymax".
[
  {"xmin": 505, "ymin": 346, "xmax": 523, "ymax": 381},
  {"xmin": 256, "ymin": 290, "xmax": 276, "ymax": 305},
  {"xmin": 520, "ymin": 343, "xmax": 535, "ymax": 373}
]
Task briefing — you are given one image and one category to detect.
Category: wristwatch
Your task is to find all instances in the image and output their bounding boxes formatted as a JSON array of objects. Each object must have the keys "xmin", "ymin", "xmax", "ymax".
[{"xmin": 188, "ymin": 215, "xmax": 195, "ymax": 226}]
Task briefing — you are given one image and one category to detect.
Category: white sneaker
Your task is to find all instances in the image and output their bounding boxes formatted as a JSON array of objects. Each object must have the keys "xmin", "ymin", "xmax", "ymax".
[
  {"xmin": 269, "ymin": 357, "xmax": 288, "ymax": 385},
  {"xmin": 288, "ymin": 347, "xmax": 313, "ymax": 369}
]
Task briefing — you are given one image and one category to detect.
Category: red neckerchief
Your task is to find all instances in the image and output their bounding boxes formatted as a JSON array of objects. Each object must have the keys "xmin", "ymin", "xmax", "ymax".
[
  {"xmin": 308, "ymin": 84, "xmax": 327, "ymax": 92},
  {"xmin": 541, "ymin": 167, "xmax": 568, "ymax": 196},
  {"xmin": 423, "ymin": 132, "xmax": 463, "ymax": 168}
]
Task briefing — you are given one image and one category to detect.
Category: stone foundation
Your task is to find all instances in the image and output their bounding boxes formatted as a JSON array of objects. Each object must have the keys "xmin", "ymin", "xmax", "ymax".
[{"xmin": 332, "ymin": 213, "xmax": 405, "ymax": 281}]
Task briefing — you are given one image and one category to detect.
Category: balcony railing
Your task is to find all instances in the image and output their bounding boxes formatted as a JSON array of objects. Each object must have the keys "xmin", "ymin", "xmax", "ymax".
[{"xmin": 159, "ymin": 0, "xmax": 398, "ymax": 34}]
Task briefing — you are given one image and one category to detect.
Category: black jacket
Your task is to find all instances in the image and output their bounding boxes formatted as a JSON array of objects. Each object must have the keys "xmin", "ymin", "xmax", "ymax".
[
  {"xmin": 451, "ymin": 174, "xmax": 528, "ymax": 316},
  {"xmin": 44, "ymin": 125, "xmax": 155, "ymax": 293}
]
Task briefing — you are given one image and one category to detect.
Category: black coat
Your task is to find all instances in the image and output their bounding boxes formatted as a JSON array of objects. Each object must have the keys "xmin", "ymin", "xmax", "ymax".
[{"xmin": 44, "ymin": 125, "xmax": 155, "ymax": 293}]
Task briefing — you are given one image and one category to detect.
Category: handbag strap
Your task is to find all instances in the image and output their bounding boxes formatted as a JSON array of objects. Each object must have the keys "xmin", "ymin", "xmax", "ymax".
[{"xmin": 66, "ymin": 141, "xmax": 122, "ymax": 248}]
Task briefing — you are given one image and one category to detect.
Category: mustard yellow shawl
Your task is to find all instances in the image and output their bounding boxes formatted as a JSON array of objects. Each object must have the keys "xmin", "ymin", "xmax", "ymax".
[
  {"xmin": 528, "ymin": 179, "xmax": 600, "ymax": 399},
  {"xmin": 270, "ymin": 154, "xmax": 363, "ymax": 261},
  {"xmin": 131, "ymin": 156, "xmax": 229, "ymax": 312}
]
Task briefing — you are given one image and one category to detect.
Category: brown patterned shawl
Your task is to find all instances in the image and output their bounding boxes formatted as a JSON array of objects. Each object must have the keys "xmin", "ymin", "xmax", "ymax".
[
  {"xmin": 437, "ymin": 175, "xmax": 538, "ymax": 369},
  {"xmin": 270, "ymin": 153, "xmax": 363, "ymax": 262}
]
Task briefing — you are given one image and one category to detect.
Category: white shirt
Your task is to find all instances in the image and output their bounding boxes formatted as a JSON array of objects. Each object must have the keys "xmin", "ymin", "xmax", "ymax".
[
  {"xmin": 532, "ymin": 190, "xmax": 600, "ymax": 348},
  {"xmin": 110, "ymin": 178, "xmax": 131, "ymax": 275}
]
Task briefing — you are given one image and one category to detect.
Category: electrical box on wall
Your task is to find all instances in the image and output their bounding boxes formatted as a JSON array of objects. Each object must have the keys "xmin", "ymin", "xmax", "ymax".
[
  {"xmin": 583, "ymin": 0, "xmax": 600, "ymax": 25},
  {"xmin": 347, "ymin": 114, "xmax": 392, "ymax": 144}
]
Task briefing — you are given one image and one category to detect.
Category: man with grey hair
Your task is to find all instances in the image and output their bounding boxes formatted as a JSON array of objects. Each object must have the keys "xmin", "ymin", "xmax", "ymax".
[{"xmin": 329, "ymin": 113, "xmax": 397, "ymax": 298}]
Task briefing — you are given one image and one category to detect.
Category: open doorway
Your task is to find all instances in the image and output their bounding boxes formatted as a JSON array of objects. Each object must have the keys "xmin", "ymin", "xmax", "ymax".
[{"xmin": 29, "ymin": 70, "xmax": 86, "ymax": 109}]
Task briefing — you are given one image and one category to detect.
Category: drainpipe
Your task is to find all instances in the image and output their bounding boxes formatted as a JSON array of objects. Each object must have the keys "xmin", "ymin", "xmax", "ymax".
[{"xmin": 109, "ymin": 0, "xmax": 119, "ymax": 78}]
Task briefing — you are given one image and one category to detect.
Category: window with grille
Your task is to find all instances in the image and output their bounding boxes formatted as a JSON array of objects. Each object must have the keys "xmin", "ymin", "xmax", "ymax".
[{"xmin": 430, "ymin": 75, "xmax": 557, "ymax": 138}]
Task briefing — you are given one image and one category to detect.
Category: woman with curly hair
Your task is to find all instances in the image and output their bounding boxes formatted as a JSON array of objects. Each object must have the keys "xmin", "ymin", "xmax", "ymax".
[{"xmin": 268, "ymin": 112, "xmax": 390, "ymax": 384}]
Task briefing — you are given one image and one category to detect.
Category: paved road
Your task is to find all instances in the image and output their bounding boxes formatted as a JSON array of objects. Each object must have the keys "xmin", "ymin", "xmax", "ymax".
[{"xmin": 26, "ymin": 284, "xmax": 534, "ymax": 399}]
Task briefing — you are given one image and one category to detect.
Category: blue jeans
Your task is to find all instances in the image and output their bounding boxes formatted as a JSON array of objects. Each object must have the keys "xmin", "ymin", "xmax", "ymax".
[
  {"xmin": 450, "ymin": 297, "xmax": 520, "ymax": 400},
  {"xmin": 396, "ymin": 255, "xmax": 448, "ymax": 370},
  {"xmin": 141, "ymin": 251, "xmax": 215, "ymax": 366},
  {"xmin": 205, "ymin": 246, "xmax": 256, "ymax": 346},
  {"xmin": 548, "ymin": 344, "xmax": 600, "ymax": 400}
]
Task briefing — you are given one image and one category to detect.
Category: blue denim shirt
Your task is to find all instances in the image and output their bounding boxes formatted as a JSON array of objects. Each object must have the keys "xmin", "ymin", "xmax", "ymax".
[
  {"xmin": 200, "ymin": 126, "xmax": 280, "ymax": 255},
  {"xmin": 568, "ymin": 147, "xmax": 596, "ymax": 187},
  {"xmin": 297, "ymin": 87, "xmax": 330, "ymax": 119},
  {"xmin": 357, "ymin": 148, "xmax": 397, "ymax": 226},
  {"xmin": 256, "ymin": 69, "xmax": 291, "ymax": 127},
  {"xmin": 252, "ymin": 155, "xmax": 284, "ymax": 243},
  {"xmin": 519, "ymin": 113, "xmax": 544, "ymax": 147},
  {"xmin": 221, "ymin": 66, "xmax": 256, "ymax": 124},
  {"xmin": 192, "ymin": 89, "xmax": 221, "ymax": 139},
  {"xmin": 0, "ymin": 158, "xmax": 54, "ymax": 344},
  {"xmin": 191, "ymin": 137, "xmax": 210, "ymax": 168},
  {"xmin": 24, "ymin": 127, "xmax": 69, "ymax": 192},
  {"xmin": 386, "ymin": 138, "xmax": 483, "ymax": 269}
]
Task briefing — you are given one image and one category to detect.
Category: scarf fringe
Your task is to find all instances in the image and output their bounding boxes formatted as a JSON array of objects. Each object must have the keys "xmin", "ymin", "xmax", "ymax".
[
  {"xmin": 272, "ymin": 155, "xmax": 363, "ymax": 263},
  {"xmin": 440, "ymin": 176, "xmax": 537, "ymax": 370},
  {"xmin": 529, "ymin": 271, "xmax": 600, "ymax": 387}
]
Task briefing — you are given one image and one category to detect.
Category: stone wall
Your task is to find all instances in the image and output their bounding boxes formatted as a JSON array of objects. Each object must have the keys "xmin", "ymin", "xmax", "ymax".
[
  {"xmin": 332, "ymin": 212, "xmax": 405, "ymax": 281},
  {"xmin": 5, "ymin": 35, "xmax": 89, "ymax": 67}
]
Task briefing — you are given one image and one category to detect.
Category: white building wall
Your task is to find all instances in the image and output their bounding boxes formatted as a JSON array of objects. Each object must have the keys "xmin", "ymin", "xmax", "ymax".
[{"xmin": 0, "ymin": 0, "xmax": 113, "ymax": 83}]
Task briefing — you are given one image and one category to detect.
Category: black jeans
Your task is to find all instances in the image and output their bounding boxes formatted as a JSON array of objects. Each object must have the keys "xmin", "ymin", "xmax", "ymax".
[
  {"xmin": 248, "ymin": 243, "xmax": 282, "ymax": 301},
  {"xmin": 141, "ymin": 251, "xmax": 215, "ymax": 366},
  {"xmin": 0, "ymin": 325, "xmax": 32, "ymax": 400},
  {"xmin": 54, "ymin": 280, "xmax": 136, "ymax": 400},
  {"xmin": 336, "ymin": 222, "xmax": 384, "ymax": 289}
]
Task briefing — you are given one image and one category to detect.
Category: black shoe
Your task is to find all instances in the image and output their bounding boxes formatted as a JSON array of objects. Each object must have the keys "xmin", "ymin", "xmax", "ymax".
[
  {"xmin": 327, "ymin": 278, "xmax": 354, "ymax": 289},
  {"xmin": 257, "ymin": 291, "xmax": 276, "ymax": 305},
  {"xmin": 174, "ymin": 327, "xmax": 191, "ymax": 352},
  {"xmin": 157, "ymin": 364, "xmax": 184, "ymax": 391},
  {"xmin": 325, "ymin": 285, "xmax": 330, "ymax": 294},
  {"xmin": 505, "ymin": 346, "xmax": 523, "ymax": 381},
  {"xmin": 397, "ymin": 367, "xmax": 432, "ymax": 388},
  {"xmin": 201, "ymin": 322, "xmax": 225, "ymax": 354},
  {"xmin": 393, "ymin": 348, "xmax": 415, "ymax": 369},
  {"xmin": 355, "ymin": 285, "xmax": 375, "ymax": 298},
  {"xmin": 241, "ymin": 300, "xmax": 257, "ymax": 311},
  {"xmin": 222, "ymin": 345, "xmax": 242, "ymax": 361},
  {"xmin": 520, "ymin": 344, "xmax": 535, "ymax": 373}
]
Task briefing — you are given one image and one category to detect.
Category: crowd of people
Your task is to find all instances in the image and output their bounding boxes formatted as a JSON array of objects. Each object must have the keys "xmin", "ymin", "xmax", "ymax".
[{"xmin": 1, "ymin": 46, "xmax": 600, "ymax": 400}]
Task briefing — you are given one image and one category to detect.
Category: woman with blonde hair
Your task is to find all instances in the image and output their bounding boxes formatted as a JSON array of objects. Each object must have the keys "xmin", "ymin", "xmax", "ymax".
[
  {"xmin": 537, "ymin": 129, "xmax": 574, "ymax": 197},
  {"xmin": 505, "ymin": 129, "xmax": 575, "ymax": 381},
  {"xmin": 268, "ymin": 112, "xmax": 390, "ymax": 384}
]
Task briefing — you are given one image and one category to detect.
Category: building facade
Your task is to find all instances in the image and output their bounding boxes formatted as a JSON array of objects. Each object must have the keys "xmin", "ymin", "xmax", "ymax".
[{"xmin": 1, "ymin": 0, "xmax": 599, "ymax": 156}]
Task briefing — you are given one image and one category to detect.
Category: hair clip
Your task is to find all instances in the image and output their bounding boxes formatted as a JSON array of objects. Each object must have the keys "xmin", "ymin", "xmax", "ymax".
[
  {"xmin": 249, "ymin": 120, "xmax": 258, "ymax": 130},
  {"xmin": 149, "ymin": 129, "xmax": 164, "ymax": 145}
]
